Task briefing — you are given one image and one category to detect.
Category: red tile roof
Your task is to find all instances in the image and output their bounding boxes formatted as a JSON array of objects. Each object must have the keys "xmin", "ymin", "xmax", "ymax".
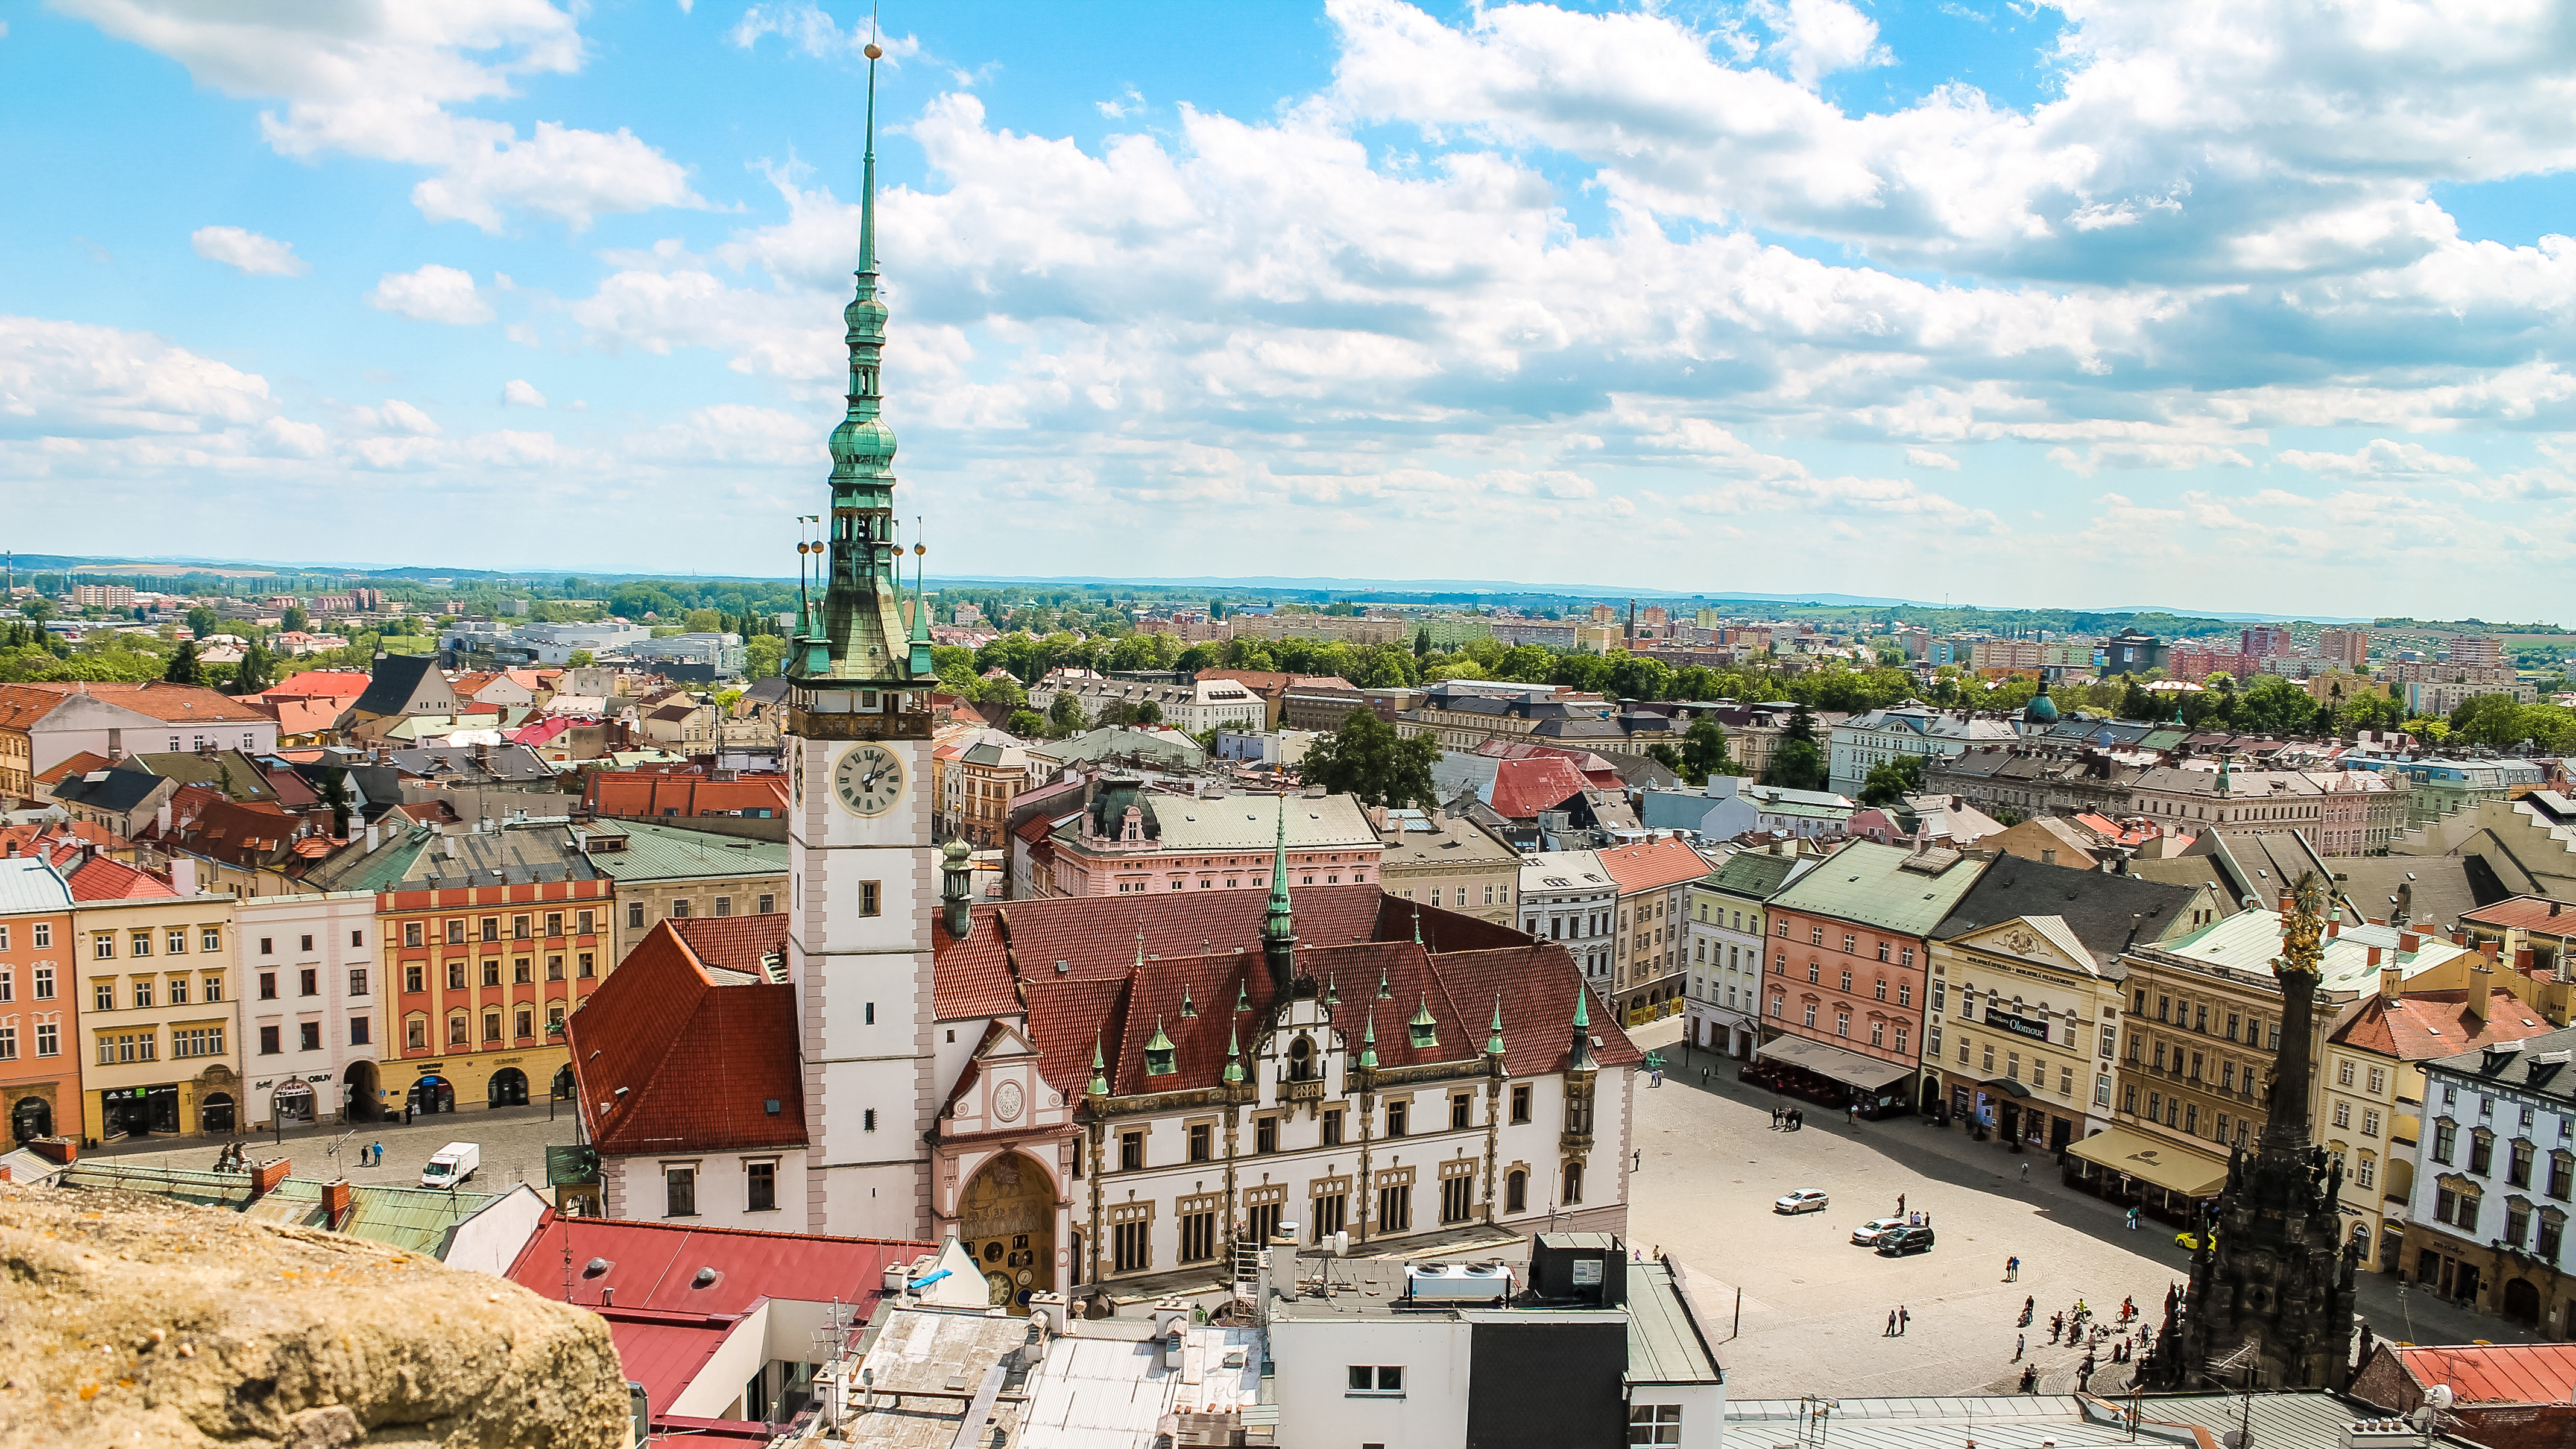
[
  {"xmin": 2330, "ymin": 990, "xmax": 2557, "ymax": 1061},
  {"xmin": 33, "ymin": 751, "xmax": 111, "ymax": 789},
  {"xmin": 939, "ymin": 886, "xmax": 1637, "ymax": 1096},
  {"xmin": 68, "ymin": 854, "xmax": 178, "ymax": 901},
  {"xmin": 1488, "ymin": 756, "xmax": 1590, "ymax": 820},
  {"xmin": 2391, "ymin": 1342, "xmax": 2576, "ymax": 1405},
  {"xmin": 1596, "ymin": 836, "xmax": 1711, "ymax": 894},
  {"xmin": 585, "ymin": 773, "xmax": 788, "ymax": 819},
  {"xmin": 253, "ymin": 696, "xmax": 342, "ymax": 736},
  {"xmin": 566, "ymin": 922, "xmax": 804, "ymax": 1155},
  {"xmin": 931, "ymin": 884, "xmax": 1388, "ymax": 1020},
  {"xmin": 672, "ymin": 914, "xmax": 791, "ymax": 978}
]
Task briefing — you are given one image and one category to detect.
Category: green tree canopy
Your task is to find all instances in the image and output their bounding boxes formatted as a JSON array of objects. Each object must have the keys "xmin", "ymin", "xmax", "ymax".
[
  {"xmin": 1857, "ymin": 754, "xmax": 1927, "ymax": 808},
  {"xmin": 1048, "ymin": 691, "xmax": 1087, "ymax": 736},
  {"xmin": 235, "ymin": 639, "xmax": 276, "ymax": 694},
  {"xmin": 163, "ymin": 640, "xmax": 204, "ymax": 686},
  {"xmin": 1764, "ymin": 737, "xmax": 1829, "ymax": 792},
  {"xmin": 1299, "ymin": 709, "xmax": 1439, "ymax": 810},
  {"xmin": 1678, "ymin": 716, "xmax": 1738, "ymax": 784}
]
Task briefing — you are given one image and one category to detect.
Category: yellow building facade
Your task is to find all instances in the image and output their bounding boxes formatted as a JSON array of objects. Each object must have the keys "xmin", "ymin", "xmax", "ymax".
[{"xmin": 75, "ymin": 895, "xmax": 242, "ymax": 1141}]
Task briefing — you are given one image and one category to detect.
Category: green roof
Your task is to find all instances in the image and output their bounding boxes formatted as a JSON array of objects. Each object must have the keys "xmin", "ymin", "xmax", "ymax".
[
  {"xmin": 587, "ymin": 819, "xmax": 788, "ymax": 883},
  {"xmin": 1700, "ymin": 850, "xmax": 1805, "ymax": 901},
  {"xmin": 308, "ymin": 828, "xmax": 438, "ymax": 893},
  {"xmin": 1767, "ymin": 840, "xmax": 1989, "ymax": 936},
  {"xmin": 57, "ymin": 1162, "xmax": 505, "ymax": 1259}
]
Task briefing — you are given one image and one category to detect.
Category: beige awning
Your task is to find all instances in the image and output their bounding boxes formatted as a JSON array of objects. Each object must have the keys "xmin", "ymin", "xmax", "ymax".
[
  {"xmin": 2066, "ymin": 1126, "xmax": 2227, "ymax": 1199},
  {"xmin": 1754, "ymin": 1033, "xmax": 1913, "ymax": 1093}
]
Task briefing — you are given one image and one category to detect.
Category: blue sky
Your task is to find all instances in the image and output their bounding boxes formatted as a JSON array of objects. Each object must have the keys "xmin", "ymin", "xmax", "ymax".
[{"xmin": 4, "ymin": 1, "xmax": 2574, "ymax": 618}]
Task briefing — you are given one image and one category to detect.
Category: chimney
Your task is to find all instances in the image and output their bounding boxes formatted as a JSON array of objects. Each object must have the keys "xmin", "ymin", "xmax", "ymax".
[
  {"xmin": 2399, "ymin": 930, "xmax": 2423, "ymax": 955},
  {"xmin": 251, "ymin": 1158, "xmax": 292, "ymax": 1199},
  {"xmin": 2367, "ymin": 945, "xmax": 2383, "ymax": 967},
  {"xmin": 2379, "ymin": 964, "xmax": 2402, "ymax": 1004},
  {"xmin": 2516, "ymin": 947, "xmax": 2537, "ymax": 976},
  {"xmin": 169, "ymin": 858, "xmax": 196, "ymax": 896},
  {"xmin": 156, "ymin": 802, "xmax": 172, "ymax": 836},
  {"xmin": 2328, "ymin": 920, "xmax": 2341, "ymax": 938},
  {"xmin": 323, "ymin": 1178, "xmax": 355, "ymax": 1230}
]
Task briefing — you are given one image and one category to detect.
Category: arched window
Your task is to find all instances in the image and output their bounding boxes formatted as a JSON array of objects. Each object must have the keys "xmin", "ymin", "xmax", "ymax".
[
  {"xmin": 1563, "ymin": 1160, "xmax": 1584, "ymax": 1205},
  {"xmin": 1289, "ymin": 1035, "xmax": 1315, "ymax": 1081},
  {"xmin": 1506, "ymin": 1170, "xmax": 1527, "ymax": 1214}
]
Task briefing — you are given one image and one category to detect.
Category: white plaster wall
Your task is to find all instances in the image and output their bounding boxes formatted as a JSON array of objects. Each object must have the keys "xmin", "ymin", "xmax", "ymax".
[
  {"xmin": 1271, "ymin": 1316, "xmax": 1470, "ymax": 1449},
  {"xmin": 671, "ymin": 1304, "xmax": 772, "ymax": 1420},
  {"xmin": 440, "ymin": 1183, "xmax": 551, "ymax": 1274}
]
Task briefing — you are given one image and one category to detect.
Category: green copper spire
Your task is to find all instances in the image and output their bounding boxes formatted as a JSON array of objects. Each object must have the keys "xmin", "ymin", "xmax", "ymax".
[
  {"xmin": 1408, "ymin": 994, "xmax": 1437, "ymax": 1049},
  {"xmin": 1573, "ymin": 983, "xmax": 1590, "ymax": 1031},
  {"xmin": 792, "ymin": 34, "xmax": 920, "ymax": 687},
  {"xmin": 1223, "ymin": 1024, "xmax": 1245, "ymax": 1085},
  {"xmin": 1377, "ymin": 965, "xmax": 1392, "ymax": 1000},
  {"xmin": 1144, "ymin": 1015, "xmax": 1176, "ymax": 1076},
  {"xmin": 1358, "ymin": 1008, "xmax": 1378, "ymax": 1071},
  {"xmin": 1180, "ymin": 982, "xmax": 1196, "ymax": 1018},
  {"xmin": 1087, "ymin": 1033, "xmax": 1108, "ymax": 1098},
  {"xmin": 1411, "ymin": 903, "xmax": 1422, "ymax": 945},
  {"xmin": 1235, "ymin": 978, "xmax": 1250, "ymax": 1013},
  {"xmin": 1261, "ymin": 797, "xmax": 1296, "ymax": 988},
  {"xmin": 1325, "ymin": 975, "xmax": 1339, "ymax": 1006},
  {"xmin": 906, "ymin": 536, "xmax": 934, "ymax": 677},
  {"xmin": 1486, "ymin": 993, "xmax": 1506, "ymax": 1058}
]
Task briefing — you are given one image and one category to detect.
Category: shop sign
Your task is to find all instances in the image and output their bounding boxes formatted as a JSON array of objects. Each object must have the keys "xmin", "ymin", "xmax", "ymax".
[{"xmin": 1984, "ymin": 1006, "xmax": 2051, "ymax": 1043}]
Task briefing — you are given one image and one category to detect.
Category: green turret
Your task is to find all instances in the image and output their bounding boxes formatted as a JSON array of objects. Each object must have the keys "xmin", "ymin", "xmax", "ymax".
[
  {"xmin": 1262, "ymin": 798, "xmax": 1296, "ymax": 989},
  {"xmin": 790, "ymin": 38, "xmax": 923, "ymax": 692}
]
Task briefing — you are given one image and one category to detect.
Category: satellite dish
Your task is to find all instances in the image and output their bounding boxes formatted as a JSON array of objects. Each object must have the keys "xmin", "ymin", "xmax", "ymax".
[
  {"xmin": 2426, "ymin": 1384, "xmax": 2457, "ymax": 1410},
  {"xmin": 2224, "ymin": 1431, "xmax": 2246, "ymax": 1449}
]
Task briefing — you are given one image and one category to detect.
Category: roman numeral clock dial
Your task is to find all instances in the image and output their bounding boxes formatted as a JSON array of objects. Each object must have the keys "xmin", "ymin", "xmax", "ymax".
[{"xmin": 832, "ymin": 742, "xmax": 906, "ymax": 818}]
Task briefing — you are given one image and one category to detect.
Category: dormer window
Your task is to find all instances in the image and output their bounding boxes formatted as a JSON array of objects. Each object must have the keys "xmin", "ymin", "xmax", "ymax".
[
  {"xmin": 1144, "ymin": 1018, "xmax": 1176, "ymax": 1076},
  {"xmin": 1409, "ymin": 997, "xmax": 1438, "ymax": 1050}
]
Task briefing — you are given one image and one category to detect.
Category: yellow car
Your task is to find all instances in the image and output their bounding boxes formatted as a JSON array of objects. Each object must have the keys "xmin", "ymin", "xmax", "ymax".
[{"xmin": 2175, "ymin": 1226, "xmax": 2220, "ymax": 1251}]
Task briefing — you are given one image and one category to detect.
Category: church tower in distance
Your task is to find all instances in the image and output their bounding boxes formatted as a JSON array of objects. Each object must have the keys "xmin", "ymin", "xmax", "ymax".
[{"xmin": 781, "ymin": 34, "xmax": 942, "ymax": 1239}]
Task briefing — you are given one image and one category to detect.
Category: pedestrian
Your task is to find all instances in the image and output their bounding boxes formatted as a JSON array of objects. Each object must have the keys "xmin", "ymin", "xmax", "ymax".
[
  {"xmin": 1772, "ymin": 1104, "xmax": 1784, "ymax": 1129},
  {"xmin": 1701, "ymin": 1066, "xmax": 1710, "ymax": 1087},
  {"xmin": 2005, "ymin": 1255, "xmax": 2020, "ymax": 1282},
  {"xmin": 2013, "ymin": 1333, "xmax": 2025, "ymax": 1362},
  {"xmin": 1897, "ymin": 1193, "xmax": 1907, "ymax": 1216},
  {"xmin": 1848, "ymin": 1103, "xmax": 1860, "ymax": 1125},
  {"xmin": 2126, "ymin": 1206, "xmax": 2140, "ymax": 1231},
  {"xmin": 2050, "ymin": 1313, "xmax": 2063, "ymax": 1343},
  {"xmin": 1887, "ymin": 1309, "xmax": 1898, "ymax": 1337},
  {"xmin": 2019, "ymin": 1160, "xmax": 2030, "ymax": 1183},
  {"xmin": 2019, "ymin": 1365, "xmax": 2038, "ymax": 1394},
  {"xmin": 1899, "ymin": 1306, "xmax": 1910, "ymax": 1336}
]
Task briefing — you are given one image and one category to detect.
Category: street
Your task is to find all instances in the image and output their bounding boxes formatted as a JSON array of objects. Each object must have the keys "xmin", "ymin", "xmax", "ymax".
[
  {"xmin": 1624, "ymin": 1018, "xmax": 2533, "ymax": 1398},
  {"xmin": 75, "ymin": 1099, "xmax": 584, "ymax": 1195}
]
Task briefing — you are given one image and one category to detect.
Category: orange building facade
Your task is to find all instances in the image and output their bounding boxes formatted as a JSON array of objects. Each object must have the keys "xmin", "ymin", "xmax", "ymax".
[{"xmin": 379, "ymin": 878, "xmax": 616, "ymax": 1113}]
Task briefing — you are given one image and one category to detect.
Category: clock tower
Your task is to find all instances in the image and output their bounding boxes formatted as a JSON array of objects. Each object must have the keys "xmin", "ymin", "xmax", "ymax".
[{"xmin": 781, "ymin": 37, "xmax": 942, "ymax": 1239}]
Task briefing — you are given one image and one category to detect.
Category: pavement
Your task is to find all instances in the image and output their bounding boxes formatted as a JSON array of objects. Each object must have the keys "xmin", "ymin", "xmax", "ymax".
[
  {"xmin": 1622, "ymin": 1018, "xmax": 2534, "ymax": 1400},
  {"xmin": 70, "ymin": 1099, "xmax": 584, "ymax": 1194}
]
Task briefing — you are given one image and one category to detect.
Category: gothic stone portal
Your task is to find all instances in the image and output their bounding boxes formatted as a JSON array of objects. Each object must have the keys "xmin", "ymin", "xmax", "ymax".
[{"xmin": 958, "ymin": 1152, "xmax": 1056, "ymax": 1316}]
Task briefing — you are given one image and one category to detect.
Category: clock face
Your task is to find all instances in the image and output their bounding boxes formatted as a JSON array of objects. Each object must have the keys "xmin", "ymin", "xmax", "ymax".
[{"xmin": 833, "ymin": 742, "xmax": 905, "ymax": 816}]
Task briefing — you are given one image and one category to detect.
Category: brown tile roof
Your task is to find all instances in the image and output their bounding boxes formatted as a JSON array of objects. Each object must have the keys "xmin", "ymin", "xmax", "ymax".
[
  {"xmin": 33, "ymin": 751, "xmax": 111, "ymax": 789},
  {"xmin": 0, "ymin": 685, "xmax": 68, "ymax": 733},
  {"xmin": 673, "ymin": 914, "xmax": 791, "ymax": 979},
  {"xmin": 585, "ymin": 772, "xmax": 787, "ymax": 819},
  {"xmin": 566, "ymin": 922, "xmax": 805, "ymax": 1155},
  {"xmin": 68, "ymin": 854, "xmax": 178, "ymax": 901},
  {"xmin": 1488, "ymin": 756, "xmax": 1589, "ymax": 819},
  {"xmin": 2331, "ymin": 989, "xmax": 2557, "ymax": 1061},
  {"xmin": 7, "ymin": 681, "xmax": 270, "ymax": 724}
]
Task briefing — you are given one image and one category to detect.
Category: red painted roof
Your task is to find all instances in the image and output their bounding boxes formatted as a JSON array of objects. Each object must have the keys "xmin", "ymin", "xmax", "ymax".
[
  {"xmin": 2394, "ymin": 1342, "xmax": 2576, "ymax": 1405},
  {"xmin": 33, "ymin": 751, "xmax": 111, "ymax": 789},
  {"xmin": 252, "ymin": 696, "xmax": 343, "ymax": 736},
  {"xmin": 505, "ymin": 1209, "xmax": 927, "ymax": 1413},
  {"xmin": 567, "ymin": 923, "xmax": 805, "ymax": 1155},
  {"xmin": 2461, "ymin": 895, "xmax": 2576, "ymax": 933},
  {"xmin": 1488, "ymin": 756, "xmax": 1591, "ymax": 819},
  {"xmin": 7, "ymin": 680, "xmax": 269, "ymax": 723},
  {"xmin": 265, "ymin": 671, "xmax": 374, "ymax": 700},
  {"xmin": 1596, "ymin": 836, "xmax": 1711, "ymax": 894}
]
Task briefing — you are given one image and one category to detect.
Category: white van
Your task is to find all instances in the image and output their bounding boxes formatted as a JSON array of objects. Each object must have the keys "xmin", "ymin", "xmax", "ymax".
[{"xmin": 420, "ymin": 1141, "xmax": 480, "ymax": 1189}]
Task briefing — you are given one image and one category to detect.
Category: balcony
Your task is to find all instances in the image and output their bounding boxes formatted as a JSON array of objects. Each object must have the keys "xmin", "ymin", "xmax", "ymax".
[{"xmin": 1279, "ymin": 1078, "xmax": 1325, "ymax": 1103}]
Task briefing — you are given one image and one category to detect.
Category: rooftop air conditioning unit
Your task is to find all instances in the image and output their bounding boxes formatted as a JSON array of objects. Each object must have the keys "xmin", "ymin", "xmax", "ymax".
[{"xmin": 1405, "ymin": 1261, "xmax": 1514, "ymax": 1303}]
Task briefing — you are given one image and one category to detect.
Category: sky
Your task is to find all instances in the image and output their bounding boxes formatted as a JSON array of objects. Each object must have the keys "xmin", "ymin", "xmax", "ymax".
[{"xmin": 4, "ymin": 1, "xmax": 2574, "ymax": 619}]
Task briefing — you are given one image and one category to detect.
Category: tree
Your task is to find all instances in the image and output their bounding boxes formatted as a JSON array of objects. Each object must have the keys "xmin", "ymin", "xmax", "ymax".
[
  {"xmin": 745, "ymin": 635, "xmax": 784, "ymax": 680},
  {"xmin": 1858, "ymin": 755, "xmax": 1927, "ymax": 808},
  {"xmin": 566, "ymin": 649, "xmax": 595, "ymax": 669},
  {"xmin": 2116, "ymin": 679, "xmax": 2161, "ymax": 721},
  {"xmin": 1415, "ymin": 627, "xmax": 1432, "ymax": 658},
  {"xmin": 2234, "ymin": 676, "xmax": 2320, "ymax": 736},
  {"xmin": 1005, "ymin": 708, "xmax": 1047, "ymax": 738},
  {"xmin": 163, "ymin": 640, "xmax": 204, "ymax": 686},
  {"xmin": 1763, "ymin": 737, "xmax": 1829, "ymax": 792},
  {"xmin": 1299, "ymin": 709, "xmax": 1439, "ymax": 809},
  {"xmin": 1646, "ymin": 742, "xmax": 1683, "ymax": 772},
  {"xmin": 235, "ymin": 639, "xmax": 276, "ymax": 693},
  {"xmin": 1678, "ymin": 716, "xmax": 1738, "ymax": 784},
  {"xmin": 1048, "ymin": 691, "xmax": 1087, "ymax": 736},
  {"xmin": 1134, "ymin": 700, "xmax": 1164, "ymax": 725},
  {"xmin": 185, "ymin": 605, "xmax": 216, "ymax": 639},
  {"xmin": 281, "ymin": 604, "xmax": 309, "ymax": 633},
  {"xmin": 318, "ymin": 767, "xmax": 353, "ymax": 838}
]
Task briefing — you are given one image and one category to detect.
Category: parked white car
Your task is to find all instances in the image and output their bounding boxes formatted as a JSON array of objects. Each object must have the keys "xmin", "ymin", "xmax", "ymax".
[
  {"xmin": 1849, "ymin": 1217, "xmax": 1908, "ymax": 1245},
  {"xmin": 1774, "ymin": 1189, "xmax": 1831, "ymax": 1214}
]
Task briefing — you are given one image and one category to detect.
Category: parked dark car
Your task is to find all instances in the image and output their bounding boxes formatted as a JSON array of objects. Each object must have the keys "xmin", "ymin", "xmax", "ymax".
[{"xmin": 1875, "ymin": 1226, "xmax": 1936, "ymax": 1257}]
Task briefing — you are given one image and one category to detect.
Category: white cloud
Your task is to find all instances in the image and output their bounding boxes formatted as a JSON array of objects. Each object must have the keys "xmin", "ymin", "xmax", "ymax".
[
  {"xmin": 1753, "ymin": 0, "xmax": 1890, "ymax": 88},
  {"xmin": 1099, "ymin": 88, "xmax": 1145, "ymax": 120},
  {"xmin": 62, "ymin": 0, "xmax": 704, "ymax": 231},
  {"xmin": 190, "ymin": 224, "xmax": 310, "ymax": 276},
  {"xmin": 728, "ymin": 4, "xmax": 918, "ymax": 61},
  {"xmin": 0, "ymin": 315, "xmax": 274, "ymax": 438},
  {"xmin": 502, "ymin": 378, "xmax": 548, "ymax": 408},
  {"xmin": 1905, "ymin": 446, "xmax": 1960, "ymax": 470},
  {"xmin": 366, "ymin": 265, "xmax": 493, "ymax": 325}
]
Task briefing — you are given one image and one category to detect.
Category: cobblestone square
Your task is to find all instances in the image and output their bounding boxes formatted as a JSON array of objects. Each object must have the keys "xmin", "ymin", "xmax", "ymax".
[{"xmin": 1623, "ymin": 1020, "xmax": 2534, "ymax": 1399}]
